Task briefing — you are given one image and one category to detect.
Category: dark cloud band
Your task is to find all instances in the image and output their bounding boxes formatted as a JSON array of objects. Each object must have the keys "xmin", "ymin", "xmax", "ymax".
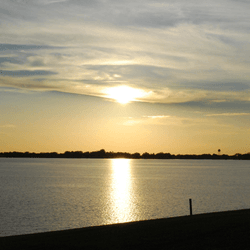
[
  {"xmin": 0, "ymin": 44, "xmax": 64, "ymax": 51},
  {"xmin": 0, "ymin": 69, "xmax": 57, "ymax": 77}
]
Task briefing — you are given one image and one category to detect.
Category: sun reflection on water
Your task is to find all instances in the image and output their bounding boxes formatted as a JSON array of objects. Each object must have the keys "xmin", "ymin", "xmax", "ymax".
[{"xmin": 110, "ymin": 159, "xmax": 135, "ymax": 223}]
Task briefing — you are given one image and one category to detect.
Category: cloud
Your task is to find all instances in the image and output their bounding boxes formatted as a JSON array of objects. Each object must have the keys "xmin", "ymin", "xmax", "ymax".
[
  {"xmin": 122, "ymin": 114, "xmax": 228, "ymax": 129},
  {"xmin": 206, "ymin": 113, "xmax": 250, "ymax": 117},
  {"xmin": 33, "ymin": 0, "xmax": 69, "ymax": 4},
  {"xmin": 146, "ymin": 115, "xmax": 170, "ymax": 119},
  {"xmin": 0, "ymin": 70, "xmax": 57, "ymax": 77},
  {"xmin": 0, "ymin": 44, "xmax": 62, "ymax": 51},
  {"xmin": 0, "ymin": 0, "xmax": 249, "ymax": 107},
  {"xmin": 1, "ymin": 1, "xmax": 249, "ymax": 30},
  {"xmin": 123, "ymin": 115, "xmax": 193, "ymax": 126},
  {"xmin": 0, "ymin": 124, "xmax": 16, "ymax": 128},
  {"xmin": 0, "ymin": 57, "xmax": 21, "ymax": 65},
  {"xmin": 122, "ymin": 113, "xmax": 247, "ymax": 134}
]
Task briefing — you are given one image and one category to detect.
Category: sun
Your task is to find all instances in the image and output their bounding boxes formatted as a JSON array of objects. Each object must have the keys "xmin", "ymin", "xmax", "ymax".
[{"xmin": 105, "ymin": 85, "xmax": 146, "ymax": 104}]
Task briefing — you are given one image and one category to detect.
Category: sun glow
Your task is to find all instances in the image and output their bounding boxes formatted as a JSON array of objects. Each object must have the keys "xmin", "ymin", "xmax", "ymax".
[{"xmin": 105, "ymin": 85, "xmax": 146, "ymax": 104}]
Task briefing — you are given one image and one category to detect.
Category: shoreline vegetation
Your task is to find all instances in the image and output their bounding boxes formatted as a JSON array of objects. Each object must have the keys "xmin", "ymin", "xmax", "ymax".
[
  {"xmin": 1, "ymin": 209, "xmax": 250, "ymax": 249},
  {"xmin": 0, "ymin": 149, "xmax": 250, "ymax": 160}
]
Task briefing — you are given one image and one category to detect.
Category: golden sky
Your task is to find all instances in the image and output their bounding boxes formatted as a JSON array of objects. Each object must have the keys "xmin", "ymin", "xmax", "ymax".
[{"xmin": 0, "ymin": 0, "xmax": 249, "ymax": 154}]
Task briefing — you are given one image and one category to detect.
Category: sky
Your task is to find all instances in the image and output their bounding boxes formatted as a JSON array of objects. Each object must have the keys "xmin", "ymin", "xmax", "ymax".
[{"xmin": 0, "ymin": 0, "xmax": 249, "ymax": 155}]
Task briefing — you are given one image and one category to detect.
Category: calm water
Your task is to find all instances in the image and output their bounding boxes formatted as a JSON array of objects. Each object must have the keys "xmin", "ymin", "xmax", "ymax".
[{"xmin": 0, "ymin": 158, "xmax": 249, "ymax": 236}]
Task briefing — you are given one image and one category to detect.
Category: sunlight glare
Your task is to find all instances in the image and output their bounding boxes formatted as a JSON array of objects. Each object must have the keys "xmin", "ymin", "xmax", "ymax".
[
  {"xmin": 110, "ymin": 159, "xmax": 134, "ymax": 222},
  {"xmin": 105, "ymin": 86, "xmax": 146, "ymax": 104}
]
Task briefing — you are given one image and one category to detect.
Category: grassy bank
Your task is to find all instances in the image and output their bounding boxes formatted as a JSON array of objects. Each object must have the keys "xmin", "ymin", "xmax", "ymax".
[{"xmin": 1, "ymin": 209, "xmax": 250, "ymax": 250}]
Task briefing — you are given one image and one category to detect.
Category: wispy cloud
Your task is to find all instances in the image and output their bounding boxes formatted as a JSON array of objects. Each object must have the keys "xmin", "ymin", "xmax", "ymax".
[
  {"xmin": 206, "ymin": 113, "xmax": 250, "ymax": 117},
  {"xmin": 122, "ymin": 114, "xmax": 243, "ymax": 137},
  {"xmin": 0, "ymin": 70, "xmax": 57, "ymax": 77},
  {"xmin": 0, "ymin": 124, "xmax": 16, "ymax": 128},
  {"xmin": 146, "ymin": 115, "xmax": 170, "ymax": 119},
  {"xmin": 0, "ymin": 0, "xmax": 250, "ymax": 107},
  {"xmin": 123, "ymin": 115, "xmax": 199, "ymax": 126},
  {"xmin": 0, "ymin": 44, "xmax": 63, "ymax": 51}
]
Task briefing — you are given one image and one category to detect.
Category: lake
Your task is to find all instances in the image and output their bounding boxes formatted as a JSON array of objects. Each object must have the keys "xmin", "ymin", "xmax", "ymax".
[{"xmin": 0, "ymin": 158, "xmax": 249, "ymax": 236}]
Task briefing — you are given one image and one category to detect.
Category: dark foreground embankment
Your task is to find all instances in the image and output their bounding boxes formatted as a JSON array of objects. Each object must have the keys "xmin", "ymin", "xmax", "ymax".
[{"xmin": 1, "ymin": 209, "xmax": 250, "ymax": 250}]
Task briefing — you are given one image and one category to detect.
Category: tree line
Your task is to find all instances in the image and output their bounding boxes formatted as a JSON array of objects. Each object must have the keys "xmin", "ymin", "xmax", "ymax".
[{"xmin": 0, "ymin": 149, "xmax": 250, "ymax": 160}]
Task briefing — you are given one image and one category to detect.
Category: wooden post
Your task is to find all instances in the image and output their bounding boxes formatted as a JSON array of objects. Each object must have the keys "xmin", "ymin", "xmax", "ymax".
[{"xmin": 189, "ymin": 199, "xmax": 193, "ymax": 216}]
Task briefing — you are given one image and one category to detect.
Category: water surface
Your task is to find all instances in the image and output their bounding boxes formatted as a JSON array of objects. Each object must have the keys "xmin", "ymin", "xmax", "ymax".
[{"xmin": 0, "ymin": 158, "xmax": 249, "ymax": 236}]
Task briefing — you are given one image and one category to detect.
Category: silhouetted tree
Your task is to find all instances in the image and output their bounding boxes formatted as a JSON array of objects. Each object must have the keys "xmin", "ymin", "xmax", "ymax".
[
  {"xmin": 132, "ymin": 152, "xmax": 140, "ymax": 159},
  {"xmin": 142, "ymin": 152, "xmax": 150, "ymax": 159}
]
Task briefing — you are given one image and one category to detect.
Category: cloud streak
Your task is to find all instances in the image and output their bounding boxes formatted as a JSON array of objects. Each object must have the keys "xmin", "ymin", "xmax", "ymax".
[
  {"xmin": 0, "ymin": 44, "xmax": 62, "ymax": 51},
  {"xmin": 0, "ymin": 124, "xmax": 16, "ymax": 128},
  {"xmin": 0, "ymin": 70, "xmax": 57, "ymax": 77},
  {"xmin": 122, "ymin": 114, "xmax": 233, "ymax": 129},
  {"xmin": 206, "ymin": 113, "xmax": 250, "ymax": 117},
  {"xmin": 0, "ymin": 0, "xmax": 249, "ymax": 108}
]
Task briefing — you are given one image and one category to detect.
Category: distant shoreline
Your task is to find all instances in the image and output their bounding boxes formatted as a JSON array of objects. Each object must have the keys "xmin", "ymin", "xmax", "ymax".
[
  {"xmin": 1, "ymin": 209, "xmax": 250, "ymax": 249},
  {"xmin": 0, "ymin": 149, "xmax": 249, "ymax": 160}
]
